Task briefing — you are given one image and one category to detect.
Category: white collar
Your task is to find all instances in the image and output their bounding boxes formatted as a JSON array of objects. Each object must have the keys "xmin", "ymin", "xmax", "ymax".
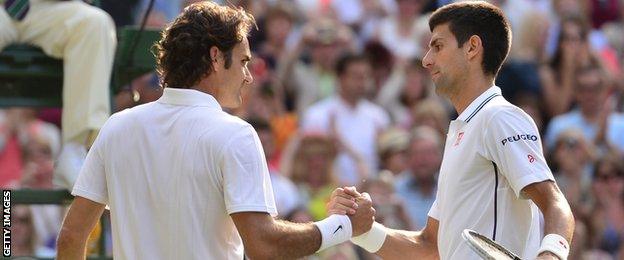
[
  {"xmin": 456, "ymin": 86, "xmax": 502, "ymax": 123},
  {"xmin": 157, "ymin": 88, "xmax": 222, "ymax": 110}
]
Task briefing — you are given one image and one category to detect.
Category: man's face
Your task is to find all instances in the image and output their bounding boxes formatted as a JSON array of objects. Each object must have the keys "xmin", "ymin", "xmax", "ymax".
[
  {"xmin": 266, "ymin": 16, "xmax": 292, "ymax": 44},
  {"xmin": 217, "ymin": 38, "xmax": 253, "ymax": 108},
  {"xmin": 408, "ymin": 138, "xmax": 441, "ymax": 178},
  {"xmin": 339, "ymin": 60, "xmax": 372, "ymax": 101},
  {"xmin": 575, "ymin": 70, "xmax": 608, "ymax": 115},
  {"xmin": 422, "ymin": 23, "xmax": 469, "ymax": 98}
]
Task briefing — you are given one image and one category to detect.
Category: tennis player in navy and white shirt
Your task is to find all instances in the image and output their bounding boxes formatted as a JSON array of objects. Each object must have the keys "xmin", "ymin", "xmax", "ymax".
[
  {"xmin": 327, "ymin": 2, "xmax": 574, "ymax": 260},
  {"xmin": 428, "ymin": 85, "xmax": 552, "ymax": 259}
]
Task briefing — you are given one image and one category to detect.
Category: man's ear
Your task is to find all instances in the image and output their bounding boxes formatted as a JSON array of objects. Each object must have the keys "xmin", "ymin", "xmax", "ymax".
[
  {"xmin": 465, "ymin": 35, "xmax": 482, "ymax": 61},
  {"xmin": 210, "ymin": 46, "xmax": 220, "ymax": 72}
]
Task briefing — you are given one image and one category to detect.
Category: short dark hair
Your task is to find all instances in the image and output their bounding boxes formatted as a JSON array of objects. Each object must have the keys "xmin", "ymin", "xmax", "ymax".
[
  {"xmin": 428, "ymin": 1, "xmax": 511, "ymax": 76},
  {"xmin": 264, "ymin": 3, "xmax": 295, "ymax": 24},
  {"xmin": 154, "ymin": 2, "xmax": 256, "ymax": 88},
  {"xmin": 550, "ymin": 14, "xmax": 590, "ymax": 72},
  {"xmin": 334, "ymin": 52, "xmax": 370, "ymax": 76}
]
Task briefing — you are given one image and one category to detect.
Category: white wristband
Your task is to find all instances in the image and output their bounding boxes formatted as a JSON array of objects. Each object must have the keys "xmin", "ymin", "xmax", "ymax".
[
  {"xmin": 314, "ymin": 215, "xmax": 352, "ymax": 252},
  {"xmin": 350, "ymin": 222, "xmax": 387, "ymax": 253},
  {"xmin": 537, "ymin": 234, "xmax": 569, "ymax": 260}
]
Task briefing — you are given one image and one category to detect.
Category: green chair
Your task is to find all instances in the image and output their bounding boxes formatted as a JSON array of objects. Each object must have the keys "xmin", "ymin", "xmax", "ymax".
[
  {"xmin": 0, "ymin": 44, "xmax": 63, "ymax": 107},
  {"xmin": 0, "ymin": 26, "xmax": 162, "ymax": 108}
]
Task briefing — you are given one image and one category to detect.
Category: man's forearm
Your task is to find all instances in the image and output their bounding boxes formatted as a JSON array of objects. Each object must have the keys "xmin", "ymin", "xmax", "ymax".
[
  {"xmin": 239, "ymin": 218, "xmax": 322, "ymax": 259},
  {"xmin": 542, "ymin": 198, "xmax": 575, "ymax": 242},
  {"xmin": 376, "ymin": 228, "xmax": 439, "ymax": 260},
  {"xmin": 233, "ymin": 212, "xmax": 350, "ymax": 259},
  {"xmin": 269, "ymin": 220, "xmax": 322, "ymax": 258},
  {"xmin": 57, "ymin": 230, "xmax": 88, "ymax": 260}
]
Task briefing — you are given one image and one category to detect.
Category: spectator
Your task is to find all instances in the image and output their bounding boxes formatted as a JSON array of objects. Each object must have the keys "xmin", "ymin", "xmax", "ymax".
[
  {"xmin": 360, "ymin": 177, "xmax": 412, "ymax": 230},
  {"xmin": 0, "ymin": 1, "xmax": 117, "ymax": 189},
  {"xmin": 410, "ymin": 98, "xmax": 450, "ymax": 139},
  {"xmin": 369, "ymin": 0, "xmax": 426, "ymax": 60},
  {"xmin": 543, "ymin": 0, "xmax": 587, "ymax": 58},
  {"xmin": 248, "ymin": 117, "xmax": 301, "ymax": 218},
  {"xmin": 589, "ymin": 153, "xmax": 624, "ymax": 256},
  {"xmin": 394, "ymin": 126, "xmax": 441, "ymax": 229},
  {"xmin": 363, "ymin": 41, "xmax": 395, "ymax": 98},
  {"xmin": 589, "ymin": 0, "xmax": 620, "ymax": 29},
  {"xmin": 279, "ymin": 18, "xmax": 355, "ymax": 114},
  {"xmin": 541, "ymin": 14, "xmax": 597, "ymax": 117},
  {"xmin": 497, "ymin": 10, "xmax": 550, "ymax": 103},
  {"xmin": 376, "ymin": 58, "xmax": 433, "ymax": 127},
  {"xmin": 550, "ymin": 129, "xmax": 596, "ymax": 218},
  {"xmin": 301, "ymin": 53, "xmax": 390, "ymax": 185},
  {"xmin": 11, "ymin": 205, "xmax": 55, "ymax": 257},
  {"xmin": 135, "ymin": 0, "xmax": 182, "ymax": 27},
  {"xmin": 377, "ymin": 127, "xmax": 410, "ymax": 176},
  {"xmin": 0, "ymin": 108, "xmax": 60, "ymax": 189},
  {"xmin": 0, "ymin": 109, "xmax": 25, "ymax": 188},
  {"xmin": 255, "ymin": 3, "xmax": 296, "ymax": 72},
  {"xmin": 545, "ymin": 65, "xmax": 624, "ymax": 153},
  {"xmin": 602, "ymin": 2, "xmax": 624, "ymax": 68},
  {"xmin": 284, "ymin": 133, "xmax": 339, "ymax": 221}
]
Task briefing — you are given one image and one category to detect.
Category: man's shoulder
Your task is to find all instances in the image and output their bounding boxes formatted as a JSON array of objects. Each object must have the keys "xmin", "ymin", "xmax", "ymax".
[
  {"xmin": 480, "ymin": 99, "xmax": 525, "ymax": 120},
  {"xmin": 360, "ymin": 100, "xmax": 389, "ymax": 116},
  {"xmin": 103, "ymin": 104, "xmax": 148, "ymax": 130},
  {"xmin": 302, "ymin": 97, "xmax": 336, "ymax": 119},
  {"xmin": 549, "ymin": 110, "xmax": 582, "ymax": 125},
  {"xmin": 308, "ymin": 97, "xmax": 336, "ymax": 110},
  {"xmin": 609, "ymin": 113, "xmax": 624, "ymax": 123},
  {"xmin": 477, "ymin": 100, "xmax": 540, "ymax": 131},
  {"xmin": 202, "ymin": 113, "xmax": 252, "ymax": 138}
]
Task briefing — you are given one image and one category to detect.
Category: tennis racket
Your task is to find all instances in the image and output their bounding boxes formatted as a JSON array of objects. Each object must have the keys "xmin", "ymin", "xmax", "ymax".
[{"xmin": 462, "ymin": 229, "xmax": 522, "ymax": 260}]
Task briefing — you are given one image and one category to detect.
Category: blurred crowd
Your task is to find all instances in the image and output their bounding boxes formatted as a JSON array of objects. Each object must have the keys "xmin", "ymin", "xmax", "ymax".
[{"xmin": 1, "ymin": 0, "xmax": 623, "ymax": 259}]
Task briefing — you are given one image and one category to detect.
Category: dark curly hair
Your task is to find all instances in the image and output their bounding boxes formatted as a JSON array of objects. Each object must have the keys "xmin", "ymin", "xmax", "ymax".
[
  {"xmin": 153, "ymin": 2, "xmax": 255, "ymax": 88},
  {"xmin": 429, "ymin": 1, "xmax": 511, "ymax": 76}
]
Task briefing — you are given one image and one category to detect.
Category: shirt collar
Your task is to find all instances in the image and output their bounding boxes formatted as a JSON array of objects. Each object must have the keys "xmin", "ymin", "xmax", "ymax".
[
  {"xmin": 456, "ymin": 86, "xmax": 502, "ymax": 123},
  {"xmin": 157, "ymin": 88, "xmax": 222, "ymax": 110}
]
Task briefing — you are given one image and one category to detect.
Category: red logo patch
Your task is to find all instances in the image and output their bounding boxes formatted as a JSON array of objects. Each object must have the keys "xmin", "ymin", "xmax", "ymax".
[
  {"xmin": 527, "ymin": 154, "xmax": 536, "ymax": 163},
  {"xmin": 454, "ymin": 132, "xmax": 464, "ymax": 146}
]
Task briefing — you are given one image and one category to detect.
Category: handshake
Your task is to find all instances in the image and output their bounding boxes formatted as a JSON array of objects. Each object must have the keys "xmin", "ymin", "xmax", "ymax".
[{"xmin": 326, "ymin": 186, "xmax": 376, "ymax": 236}]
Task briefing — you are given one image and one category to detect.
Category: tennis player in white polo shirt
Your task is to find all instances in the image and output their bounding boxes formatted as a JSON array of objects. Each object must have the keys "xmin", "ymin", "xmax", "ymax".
[
  {"xmin": 327, "ymin": 2, "xmax": 574, "ymax": 259},
  {"xmin": 57, "ymin": 2, "xmax": 375, "ymax": 259}
]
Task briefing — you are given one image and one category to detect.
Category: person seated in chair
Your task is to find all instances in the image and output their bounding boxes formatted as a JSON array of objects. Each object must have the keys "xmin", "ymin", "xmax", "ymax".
[{"xmin": 0, "ymin": 0, "xmax": 117, "ymax": 189}]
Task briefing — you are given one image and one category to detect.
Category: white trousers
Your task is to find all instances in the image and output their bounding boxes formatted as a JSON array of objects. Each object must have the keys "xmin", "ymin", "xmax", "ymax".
[{"xmin": 0, "ymin": 0, "xmax": 116, "ymax": 144}]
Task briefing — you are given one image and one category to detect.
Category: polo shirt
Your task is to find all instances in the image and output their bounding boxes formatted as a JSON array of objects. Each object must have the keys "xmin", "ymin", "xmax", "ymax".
[
  {"xmin": 545, "ymin": 109, "xmax": 624, "ymax": 152},
  {"xmin": 428, "ymin": 86, "xmax": 554, "ymax": 259},
  {"xmin": 73, "ymin": 88, "xmax": 277, "ymax": 260},
  {"xmin": 301, "ymin": 96, "xmax": 390, "ymax": 185}
]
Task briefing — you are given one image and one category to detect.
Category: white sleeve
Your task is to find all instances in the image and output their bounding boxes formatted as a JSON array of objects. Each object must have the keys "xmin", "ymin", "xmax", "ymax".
[
  {"xmin": 300, "ymin": 106, "xmax": 329, "ymax": 133},
  {"xmin": 71, "ymin": 130, "xmax": 108, "ymax": 205},
  {"xmin": 427, "ymin": 199, "xmax": 440, "ymax": 221},
  {"xmin": 482, "ymin": 107, "xmax": 554, "ymax": 198},
  {"xmin": 222, "ymin": 126, "xmax": 277, "ymax": 216}
]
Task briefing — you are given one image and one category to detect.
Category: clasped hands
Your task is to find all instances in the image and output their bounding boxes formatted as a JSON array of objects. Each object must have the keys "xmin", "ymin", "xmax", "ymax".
[{"xmin": 326, "ymin": 186, "xmax": 375, "ymax": 236}]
